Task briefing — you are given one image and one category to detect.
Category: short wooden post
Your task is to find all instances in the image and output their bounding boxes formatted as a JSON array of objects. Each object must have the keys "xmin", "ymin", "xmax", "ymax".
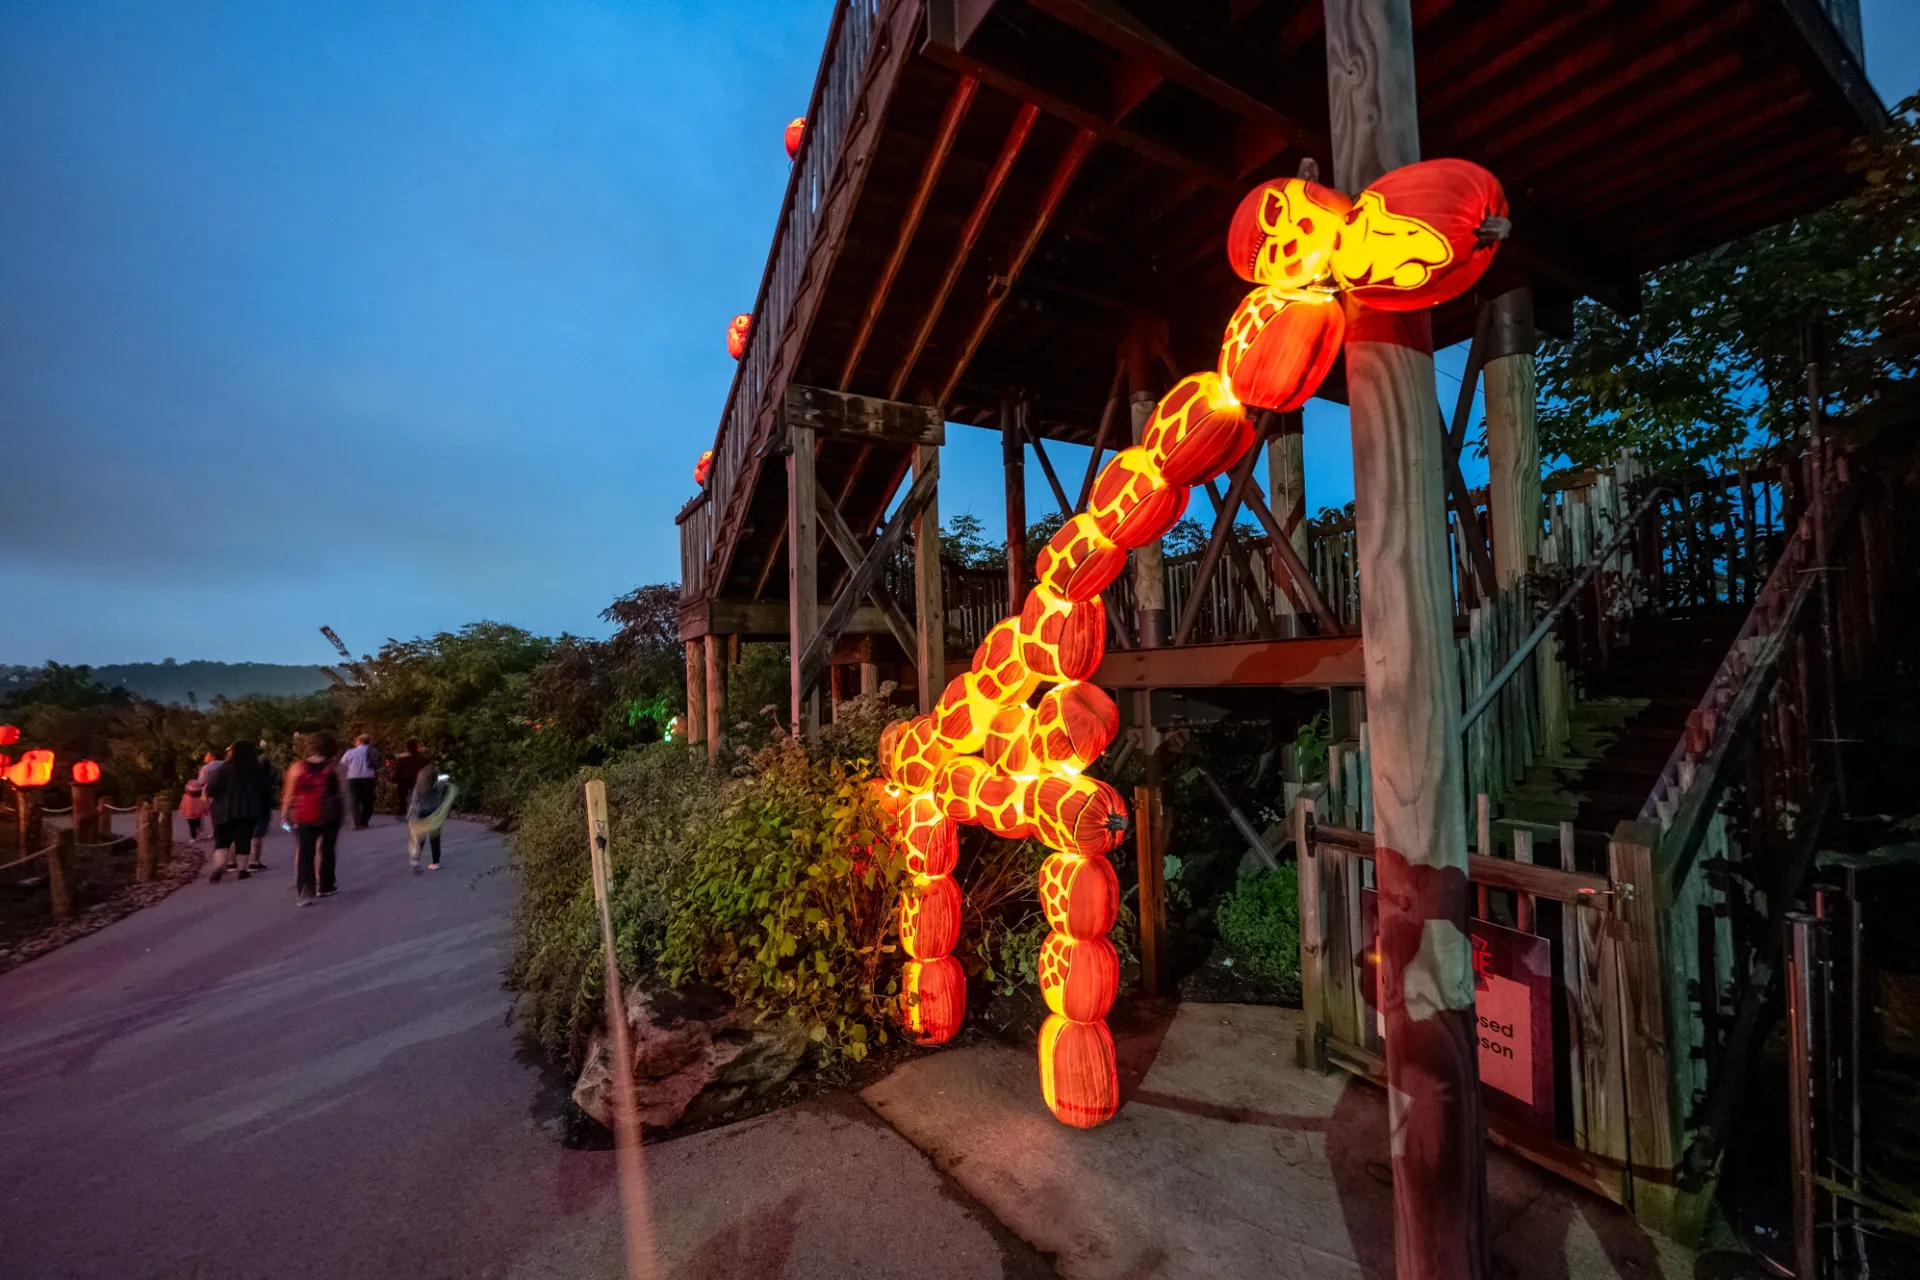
[
  {"xmin": 72, "ymin": 782, "xmax": 98, "ymax": 844},
  {"xmin": 96, "ymin": 796, "xmax": 112, "ymax": 839},
  {"xmin": 859, "ymin": 661, "xmax": 880, "ymax": 696},
  {"xmin": 16, "ymin": 788, "xmax": 39, "ymax": 862},
  {"xmin": 1325, "ymin": 0, "xmax": 1485, "ymax": 1271},
  {"xmin": 684, "ymin": 641, "xmax": 706, "ymax": 747},
  {"xmin": 154, "ymin": 793, "xmax": 174, "ymax": 868},
  {"xmin": 1610, "ymin": 821, "xmax": 1682, "ymax": 1232},
  {"xmin": 911, "ymin": 443, "xmax": 944, "ymax": 712},
  {"xmin": 1266, "ymin": 409, "xmax": 1308, "ymax": 629},
  {"xmin": 1512, "ymin": 828, "xmax": 1534, "ymax": 933},
  {"xmin": 135, "ymin": 801, "xmax": 154, "ymax": 883},
  {"xmin": 48, "ymin": 828, "xmax": 74, "ymax": 920},
  {"xmin": 1133, "ymin": 784, "xmax": 1166, "ymax": 997},
  {"xmin": 1293, "ymin": 795, "xmax": 1326, "ymax": 1069},
  {"xmin": 704, "ymin": 634, "xmax": 727, "ymax": 764}
]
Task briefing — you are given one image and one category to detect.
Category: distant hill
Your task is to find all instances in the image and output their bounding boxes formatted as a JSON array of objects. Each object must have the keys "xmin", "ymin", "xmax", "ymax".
[{"xmin": 1, "ymin": 660, "xmax": 332, "ymax": 705}]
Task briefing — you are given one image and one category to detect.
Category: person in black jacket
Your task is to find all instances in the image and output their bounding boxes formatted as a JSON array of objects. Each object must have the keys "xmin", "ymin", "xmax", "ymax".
[{"xmin": 206, "ymin": 740, "xmax": 274, "ymax": 882}]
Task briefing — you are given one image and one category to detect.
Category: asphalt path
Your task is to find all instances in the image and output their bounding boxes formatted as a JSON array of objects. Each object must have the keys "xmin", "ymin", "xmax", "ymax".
[{"xmin": 0, "ymin": 817, "xmax": 1039, "ymax": 1280}]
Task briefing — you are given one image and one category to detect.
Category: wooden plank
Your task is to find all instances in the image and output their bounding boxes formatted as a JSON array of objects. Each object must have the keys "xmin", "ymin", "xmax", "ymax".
[
  {"xmin": 788, "ymin": 422, "xmax": 820, "ymax": 736},
  {"xmin": 680, "ymin": 597, "xmax": 895, "ymax": 641},
  {"xmin": 814, "ymin": 487, "xmax": 920, "ymax": 658},
  {"xmin": 1134, "ymin": 784, "xmax": 1166, "ymax": 997},
  {"xmin": 1610, "ymin": 820, "xmax": 1682, "ymax": 1228},
  {"xmin": 1094, "ymin": 633, "xmax": 1364, "ymax": 688},
  {"xmin": 704, "ymin": 634, "xmax": 727, "ymax": 763},
  {"xmin": 782, "ymin": 384, "xmax": 945, "ymax": 447},
  {"xmin": 684, "ymin": 641, "xmax": 707, "ymax": 747},
  {"xmin": 913, "ymin": 445, "xmax": 944, "ymax": 711},
  {"xmin": 1295, "ymin": 795, "xmax": 1326, "ymax": 1069}
]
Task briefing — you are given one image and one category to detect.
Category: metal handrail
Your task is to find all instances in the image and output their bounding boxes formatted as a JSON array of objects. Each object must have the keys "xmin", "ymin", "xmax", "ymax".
[{"xmin": 1461, "ymin": 486, "xmax": 1668, "ymax": 730}]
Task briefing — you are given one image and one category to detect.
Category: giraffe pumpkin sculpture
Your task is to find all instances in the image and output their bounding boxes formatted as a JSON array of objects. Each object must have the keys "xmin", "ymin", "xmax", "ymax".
[{"xmin": 867, "ymin": 157, "xmax": 1507, "ymax": 1127}]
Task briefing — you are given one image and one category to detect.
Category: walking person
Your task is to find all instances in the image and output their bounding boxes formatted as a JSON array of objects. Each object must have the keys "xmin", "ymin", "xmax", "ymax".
[
  {"xmin": 406, "ymin": 762, "xmax": 457, "ymax": 873},
  {"xmin": 283, "ymin": 731, "xmax": 345, "ymax": 906},
  {"xmin": 342, "ymin": 734, "xmax": 382, "ymax": 829},
  {"xmin": 206, "ymin": 741, "xmax": 273, "ymax": 882},
  {"xmin": 179, "ymin": 779, "xmax": 209, "ymax": 841},
  {"xmin": 389, "ymin": 741, "xmax": 427, "ymax": 816}
]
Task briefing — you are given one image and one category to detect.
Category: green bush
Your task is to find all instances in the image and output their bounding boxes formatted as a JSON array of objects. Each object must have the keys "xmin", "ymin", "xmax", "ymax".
[{"xmin": 1216, "ymin": 864, "xmax": 1302, "ymax": 1000}]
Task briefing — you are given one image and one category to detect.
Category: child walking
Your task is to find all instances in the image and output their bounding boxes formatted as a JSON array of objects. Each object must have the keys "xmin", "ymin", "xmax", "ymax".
[
  {"xmin": 407, "ymin": 765, "xmax": 457, "ymax": 872},
  {"xmin": 180, "ymin": 780, "xmax": 209, "ymax": 841}
]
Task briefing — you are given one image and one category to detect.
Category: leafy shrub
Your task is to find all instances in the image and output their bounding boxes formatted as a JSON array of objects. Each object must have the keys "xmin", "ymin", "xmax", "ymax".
[
  {"xmin": 1215, "ymin": 864, "xmax": 1302, "ymax": 1000},
  {"xmin": 660, "ymin": 735, "xmax": 902, "ymax": 1060}
]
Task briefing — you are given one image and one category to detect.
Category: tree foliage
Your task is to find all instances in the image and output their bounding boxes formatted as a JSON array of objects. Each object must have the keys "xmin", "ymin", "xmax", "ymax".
[{"xmin": 1537, "ymin": 94, "xmax": 1920, "ymax": 475}]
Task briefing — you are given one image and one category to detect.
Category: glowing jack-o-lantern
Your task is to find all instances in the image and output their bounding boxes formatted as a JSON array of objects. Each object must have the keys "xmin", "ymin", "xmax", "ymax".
[
  {"xmin": 693, "ymin": 450, "xmax": 714, "ymax": 485},
  {"xmin": 1227, "ymin": 177, "xmax": 1353, "ymax": 288},
  {"xmin": 1140, "ymin": 373, "xmax": 1253, "ymax": 489},
  {"xmin": 784, "ymin": 117, "xmax": 806, "ymax": 160},
  {"xmin": 1087, "ymin": 447, "xmax": 1186, "ymax": 549},
  {"xmin": 6, "ymin": 749, "xmax": 55, "ymax": 789},
  {"xmin": 1017, "ymin": 590, "xmax": 1104, "ymax": 683},
  {"xmin": 1029, "ymin": 682, "xmax": 1119, "ymax": 774},
  {"xmin": 0, "ymin": 725, "xmax": 19, "ymax": 746},
  {"xmin": 726, "ymin": 313, "xmax": 752, "ymax": 359},
  {"xmin": 1039, "ymin": 853, "xmax": 1119, "ymax": 940},
  {"xmin": 901, "ymin": 955, "xmax": 965, "ymax": 1044},
  {"xmin": 1218, "ymin": 286, "xmax": 1345, "ymax": 412},
  {"xmin": 1033, "ymin": 514, "xmax": 1127, "ymax": 603},
  {"xmin": 1039, "ymin": 933, "xmax": 1120, "ymax": 1022},
  {"xmin": 1031, "ymin": 774, "xmax": 1129, "ymax": 859},
  {"xmin": 899, "ymin": 874, "xmax": 962, "ymax": 959},
  {"xmin": 71, "ymin": 759, "xmax": 102, "ymax": 786},
  {"xmin": 1334, "ymin": 159, "xmax": 1508, "ymax": 311},
  {"xmin": 1039, "ymin": 1014, "xmax": 1119, "ymax": 1128}
]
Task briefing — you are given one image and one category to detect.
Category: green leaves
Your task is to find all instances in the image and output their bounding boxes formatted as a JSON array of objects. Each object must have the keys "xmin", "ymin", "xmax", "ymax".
[{"xmin": 1217, "ymin": 864, "xmax": 1302, "ymax": 1000}]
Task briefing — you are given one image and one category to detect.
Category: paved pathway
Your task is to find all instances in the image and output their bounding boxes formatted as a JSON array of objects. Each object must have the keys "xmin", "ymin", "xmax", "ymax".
[{"xmin": 0, "ymin": 818, "xmax": 1037, "ymax": 1280}]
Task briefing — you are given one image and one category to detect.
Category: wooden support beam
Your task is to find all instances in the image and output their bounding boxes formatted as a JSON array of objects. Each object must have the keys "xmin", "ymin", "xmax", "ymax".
[
  {"xmin": 1483, "ymin": 288, "xmax": 1540, "ymax": 589},
  {"xmin": 685, "ymin": 640, "xmax": 707, "ymax": 747},
  {"xmin": 1325, "ymin": 1, "xmax": 1485, "ymax": 1274},
  {"xmin": 1441, "ymin": 411, "xmax": 1498, "ymax": 603},
  {"xmin": 783, "ymin": 384, "xmax": 946, "ymax": 448},
  {"xmin": 1174, "ymin": 443, "xmax": 1262, "ymax": 647},
  {"xmin": 1240, "ymin": 475, "xmax": 1342, "ymax": 635},
  {"xmin": 814, "ymin": 487, "xmax": 920, "ymax": 660},
  {"xmin": 1267, "ymin": 409, "xmax": 1308, "ymax": 625},
  {"xmin": 1076, "ymin": 360, "xmax": 1126, "ymax": 512},
  {"xmin": 704, "ymin": 635, "xmax": 727, "ymax": 763},
  {"xmin": 1134, "ymin": 784, "xmax": 1166, "ymax": 996},
  {"xmin": 934, "ymin": 127, "xmax": 1098, "ymax": 406},
  {"xmin": 1004, "ymin": 400, "xmax": 1028, "ymax": 604},
  {"xmin": 1095, "ymin": 633, "xmax": 1364, "ymax": 688},
  {"xmin": 839, "ymin": 75, "xmax": 979, "ymax": 389},
  {"xmin": 1201, "ymin": 473, "xmax": 1281, "ymax": 642},
  {"xmin": 912, "ymin": 446, "xmax": 945, "ymax": 711},
  {"xmin": 680, "ymin": 596, "xmax": 897, "ymax": 642},
  {"xmin": 889, "ymin": 103, "xmax": 1040, "ymax": 401},
  {"xmin": 788, "ymin": 423, "xmax": 821, "ymax": 737},
  {"xmin": 797, "ymin": 462, "xmax": 940, "ymax": 705}
]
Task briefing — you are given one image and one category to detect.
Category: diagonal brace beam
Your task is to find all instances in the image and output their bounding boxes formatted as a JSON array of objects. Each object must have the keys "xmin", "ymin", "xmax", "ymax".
[
  {"xmin": 797, "ymin": 463, "xmax": 938, "ymax": 699},
  {"xmin": 815, "ymin": 485, "xmax": 920, "ymax": 660},
  {"xmin": 1023, "ymin": 413, "xmax": 1133, "ymax": 650},
  {"xmin": 1241, "ymin": 475, "xmax": 1342, "ymax": 635}
]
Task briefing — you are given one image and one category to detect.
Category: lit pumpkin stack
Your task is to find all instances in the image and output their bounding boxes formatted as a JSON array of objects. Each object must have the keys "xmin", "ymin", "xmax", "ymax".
[{"xmin": 869, "ymin": 157, "xmax": 1505, "ymax": 1127}]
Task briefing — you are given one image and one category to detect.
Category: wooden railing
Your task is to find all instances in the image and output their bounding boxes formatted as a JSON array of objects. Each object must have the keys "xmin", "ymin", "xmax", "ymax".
[{"xmin": 678, "ymin": 0, "xmax": 887, "ymax": 601}]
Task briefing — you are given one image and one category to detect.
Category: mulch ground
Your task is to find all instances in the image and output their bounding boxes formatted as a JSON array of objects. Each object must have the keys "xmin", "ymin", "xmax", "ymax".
[{"xmin": 0, "ymin": 836, "xmax": 208, "ymax": 977}]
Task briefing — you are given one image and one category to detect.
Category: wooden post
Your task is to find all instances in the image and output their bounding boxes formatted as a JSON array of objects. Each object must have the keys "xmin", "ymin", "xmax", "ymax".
[
  {"xmin": 684, "ymin": 641, "xmax": 706, "ymax": 747},
  {"xmin": 1483, "ymin": 288, "xmax": 1539, "ymax": 588},
  {"xmin": 72, "ymin": 783, "xmax": 98, "ymax": 844},
  {"xmin": 1325, "ymin": 2, "xmax": 1485, "ymax": 1274},
  {"xmin": 1266, "ymin": 409, "xmax": 1309, "ymax": 630},
  {"xmin": 154, "ymin": 793, "xmax": 173, "ymax": 868},
  {"xmin": 704, "ymin": 635, "xmax": 726, "ymax": 764},
  {"xmin": 912, "ymin": 443, "xmax": 944, "ymax": 712},
  {"xmin": 135, "ymin": 800, "xmax": 154, "ymax": 884},
  {"xmin": 1003, "ymin": 400, "xmax": 1028, "ymax": 604},
  {"xmin": 1610, "ymin": 821, "xmax": 1683, "ymax": 1233},
  {"xmin": 1133, "ymin": 784, "xmax": 1166, "ymax": 997},
  {"xmin": 48, "ymin": 828, "xmax": 74, "ymax": 921},
  {"xmin": 859, "ymin": 661, "xmax": 880, "ymax": 696},
  {"xmin": 1126, "ymin": 379, "xmax": 1168, "ymax": 647},
  {"xmin": 1294, "ymin": 794, "xmax": 1326, "ymax": 1069},
  {"xmin": 788, "ymin": 422, "xmax": 821, "ymax": 736},
  {"xmin": 96, "ymin": 796, "xmax": 112, "ymax": 839},
  {"xmin": 15, "ymin": 788, "xmax": 39, "ymax": 863}
]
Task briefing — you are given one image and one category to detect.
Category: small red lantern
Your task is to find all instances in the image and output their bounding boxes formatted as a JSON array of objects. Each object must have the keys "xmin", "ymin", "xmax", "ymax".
[
  {"xmin": 784, "ymin": 117, "xmax": 806, "ymax": 160},
  {"xmin": 726, "ymin": 313, "xmax": 752, "ymax": 359},
  {"xmin": 693, "ymin": 449, "xmax": 713, "ymax": 485},
  {"xmin": 0, "ymin": 724, "xmax": 19, "ymax": 746},
  {"xmin": 6, "ymin": 749, "xmax": 55, "ymax": 789},
  {"xmin": 71, "ymin": 759, "xmax": 102, "ymax": 786}
]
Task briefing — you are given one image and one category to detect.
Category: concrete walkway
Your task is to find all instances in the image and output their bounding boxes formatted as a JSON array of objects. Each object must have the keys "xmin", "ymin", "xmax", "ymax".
[{"xmin": 0, "ymin": 817, "xmax": 1039, "ymax": 1280}]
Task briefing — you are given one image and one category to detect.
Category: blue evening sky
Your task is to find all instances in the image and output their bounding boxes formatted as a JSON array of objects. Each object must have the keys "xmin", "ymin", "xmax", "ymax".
[{"xmin": 2, "ymin": 1, "xmax": 1915, "ymax": 665}]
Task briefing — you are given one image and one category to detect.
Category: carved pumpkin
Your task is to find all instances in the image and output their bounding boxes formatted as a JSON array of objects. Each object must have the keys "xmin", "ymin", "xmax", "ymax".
[
  {"xmin": 0, "ymin": 725, "xmax": 18, "ymax": 746},
  {"xmin": 1018, "ymin": 589, "xmax": 1104, "ymax": 683},
  {"xmin": 1039, "ymin": 933, "xmax": 1120, "ymax": 1022},
  {"xmin": 934, "ymin": 754, "xmax": 992, "ymax": 824},
  {"xmin": 5, "ymin": 748, "xmax": 54, "ymax": 789},
  {"xmin": 1028, "ymin": 682, "xmax": 1118, "ymax": 774},
  {"xmin": 693, "ymin": 449, "xmax": 714, "ymax": 485},
  {"xmin": 1039, "ymin": 1014, "xmax": 1119, "ymax": 1128},
  {"xmin": 1086, "ymin": 447, "xmax": 1187, "ymax": 550},
  {"xmin": 1030, "ymin": 774, "xmax": 1129, "ymax": 857},
  {"xmin": 878, "ymin": 721, "xmax": 906, "ymax": 783},
  {"xmin": 933, "ymin": 672, "xmax": 999, "ymax": 755},
  {"xmin": 1334, "ymin": 158, "xmax": 1507, "ymax": 311},
  {"xmin": 1226, "ymin": 177, "xmax": 1353, "ymax": 288},
  {"xmin": 901, "ymin": 795, "xmax": 958, "ymax": 877},
  {"xmin": 70, "ymin": 759, "xmax": 101, "ymax": 786},
  {"xmin": 1033, "ymin": 514, "xmax": 1127, "ymax": 603},
  {"xmin": 892, "ymin": 716, "xmax": 952, "ymax": 791},
  {"xmin": 1039, "ymin": 853, "xmax": 1119, "ymax": 940},
  {"xmin": 972, "ymin": 771, "xmax": 1034, "ymax": 841},
  {"xmin": 784, "ymin": 116, "xmax": 806, "ymax": 160},
  {"xmin": 981, "ymin": 704, "xmax": 1035, "ymax": 775},
  {"xmin": 899, "ymin": 873, "xmax": 962, "ymax": 960},
  {"xmin": 1218, "ymin": 287, "xmax": 1345, "ymax": 412},
  {"xmin": 1140, "ymin": 373, "xmax": 1253, "ymax": 489},
  {"xmin": 968, "ymin": 617, "xmax": 1040, "ymax": 705},
  {"xmin": 901, "ymin": 955, "xmax": 965, "ymax": 1044},
  {"xmin": 727, "ymin": 313, "xmax": 752, "ymax": 359}
]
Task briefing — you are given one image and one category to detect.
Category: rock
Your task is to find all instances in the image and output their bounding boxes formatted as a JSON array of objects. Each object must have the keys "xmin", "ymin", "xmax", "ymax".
[{"xmin": 571, "ymin": 983, "xmax": 811, "ymax": 1133}]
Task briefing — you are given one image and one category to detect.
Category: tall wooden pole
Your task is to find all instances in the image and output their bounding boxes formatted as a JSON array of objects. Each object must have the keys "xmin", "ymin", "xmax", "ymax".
[
  {"xmin": 912, "ymin": 444, "xmax": 944, "ymax": 712},
  {"xmin": 71, "ymin": 782, "xmax": 98, "ymax": 844},
  {"xmin": 684, "ymin": 641, "xmax": 706, "ymax": 748},
  {"xmin": 1266, "ymin": 409, "xmax": 1309, "ymax": 631},
  {"xmin": 704, "ymin": 634, "xmax": 726, "ymax": 764},
  {"xmin": 1124, "ymin": 323, "xmax": 1168, "ymax": 649},
  {"xmin": 1483, "ymin": 288, "xmax": 1539, "ymax": 589},
  {"xmin": 788, "ymin": 424, "xmax": 821, "ymax": 737},
  {"xmin": 1003, "ymin": 400, "xmax": 1028, "ymax": 606},
  {"xmin": 1324, "ymin": 1, "xmax": 1486, "ymax": 1275}
]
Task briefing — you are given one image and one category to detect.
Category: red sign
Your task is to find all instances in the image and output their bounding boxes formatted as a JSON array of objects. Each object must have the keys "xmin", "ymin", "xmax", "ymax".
[{"xmin": 1361, "ymin": 889, "xmax": 1556, "ymax": 1131}]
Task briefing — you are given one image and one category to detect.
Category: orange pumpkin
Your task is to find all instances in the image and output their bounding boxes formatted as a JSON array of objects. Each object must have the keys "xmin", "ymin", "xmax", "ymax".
[
  {"xmin": 1140, "ymin": 373, "xmax": 1252, "ymax": 489},
  {"xmin": 70, "ymin": 759, "xmax": 101, "ymax": 786},
  {"xmin": 727, "ymin": 313, "xmax": 752, "ymax": 359},
  {"xmin": 1033, "ymin": 514, "xmax": 1127, "ymax": 603},
  {"xmin": 933, "ymin": 672, "xmax": 996, "ymax": 755},
  {"xmin": 1039, "ymin": 1014, "xmax": 1119, "ymax": 1128},
  {"xmin": 1028, "ymin": 682, "xmax": 1119, "ymax": 773},
  {"xmin": 1030, "ymin": 774, "xmax": 1129, "ymax": 857},
  {"xmin": 693, "ymin": 450, "xmax": 714, "ymax": 485},
  {"xmin": 5, "ymin": 749, "xmax": 54, "ymax": 789},
  {"xmin": 1335, "ymin": 158, "xmax": 1507, "ymax": 311},
  {"xmin": 893, "ymin": 717, "xmax": 952, "ymax": 791},
  {"xmin": 1039, "ymin": 933, "xmax": 1119, "ymax": 1021},
  {"xmin": 1218, "ymin": 287, "xmax": 1345, "ymax": 412},
  {"xmin": 933, "ymin": 754, "xmax": 992, "ymax": 823},
  {"xmin": 972, "ymin": 771, "xmax": 1034, "ymax": 840},
  {"xmin": 1039, "ymin": 853, "xmax": 1119, "ymax": 940},
  {"xmin": 1086, "ymin": 447, "xmax": 1186, "ymax": 550},
  {"xmin": 878, "ymin": 721, "xmax": 905, "ymax": 781},
  {"xmin": 1018, "ymin": 590, "xmax": 1104, "ymax": 683},
  {"xmin": 980, "ymin": 704, "xmax": 1035, "ymax": 775},
  {"xmin": 0, "ymin": 725, "xmax": 18, "ymax": 747},
  {"xmin": 901, "ymin": 955, "xmax": 966, "ymax": 1044},
  {"xmin": 899, "ymin": 873, "xmax": 962, "ymax": 960},
  {"xmin": 968, "ymin": 617, "xmax": 1040, "ymax": 705},
  {"xmin": 901, "ymin": 796, "xmax": 958, "ymax": 877},
  {"xmin": 784, "ymin": 116, "xmax": 806, "ymax": 160},
  {"xmin": 1226, "ymin": 176, "xmax": 1353, "ymax": 287}
]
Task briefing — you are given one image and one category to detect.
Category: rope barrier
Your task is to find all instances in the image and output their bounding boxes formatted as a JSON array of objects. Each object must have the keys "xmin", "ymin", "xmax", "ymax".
[
  {"xmin": 38, "ymin": 805, "xmax": 74, "ymax": 816},
  {"xmin": 103, "ymin": 804, "xmax": 140, "ymax": 813},
  {"xmin": 0, "ymin": 843, "xmax": 58, "ymax": 875}
]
